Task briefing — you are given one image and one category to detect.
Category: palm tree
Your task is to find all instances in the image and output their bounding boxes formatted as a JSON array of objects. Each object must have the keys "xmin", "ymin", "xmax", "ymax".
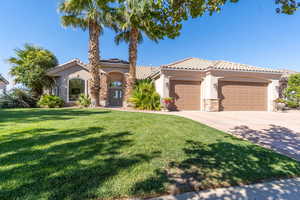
[
  {"xmin": 59, "ymin": 0, "xmax": 114, "ymax": 107},
  {"xmin": 113, "ymin": 0, "xmax": 162, "ymax": 104},
  {"xmin": 8, "ymin": 44, "xmax": 58, "ymax": 98}
]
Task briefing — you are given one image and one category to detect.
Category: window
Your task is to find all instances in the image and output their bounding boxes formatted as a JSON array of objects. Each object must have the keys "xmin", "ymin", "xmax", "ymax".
[
  {"xmin": 69, "ymin": 79, "xmax": 85, "ymax": 101},
  {"xmin": 52, "ymin": 86, "xmax": 59, "ymax": 96},
  {"xmin": 110, "ymin": 81, "xmax": 122, "ymax": 88}
]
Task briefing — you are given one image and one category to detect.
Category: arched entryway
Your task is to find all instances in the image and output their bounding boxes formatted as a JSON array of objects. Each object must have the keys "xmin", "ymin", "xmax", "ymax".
[{"xmin": 107, "ymin": 72, "xmax": 124, "ymax": 106}]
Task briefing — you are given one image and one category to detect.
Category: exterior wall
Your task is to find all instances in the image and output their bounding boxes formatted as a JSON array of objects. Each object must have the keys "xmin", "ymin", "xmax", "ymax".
[
  {"xmin": 157, "ymin": 70, "xmax": 204, "ymax": 110},
  {"xmin": 268, "ymin": 79, "xmax": 280, "ymax": 111},
  {"xmin": 0, "ymin": 81, "xmax": 7, "ymax": 95},
  {"xmin": 213, "ymin": 70, "xmax": 281, "ymax": 112},
  {"xmin": 158, "ymin": 69, "xmax": 282, "ymax": 112},
  {"xmin": 53, "ymin": 65, "xmax": 91, "ymax": 103},
  {"xmin": 101, "ymin": 65, "xmax": 129, "ymax": 106},
  {"xmin": 154, "ymin": 74, "xmax": 165, "ymax": 97},
  {"xmin": 49, "ymin": 63, "xmax": 130, "ymax": 106},
  {"xmin": 202, "ymin": 72, "xmax": 219, "ymax": 111}
]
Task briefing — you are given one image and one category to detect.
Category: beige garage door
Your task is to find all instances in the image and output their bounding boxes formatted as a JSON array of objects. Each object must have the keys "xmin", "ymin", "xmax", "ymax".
[
  {"xmin": 219, "ymin": 81, "xmax": 268, "ymax": 111},
  {"xmin": 170, "ymin": 80, "xmax": 201, "ymax": 110}
]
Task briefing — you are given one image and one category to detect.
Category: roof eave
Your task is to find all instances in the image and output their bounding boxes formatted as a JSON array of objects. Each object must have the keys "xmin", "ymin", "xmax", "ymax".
[
  {"xmin": 208, "ymin": 68, "xmax": 283, "ymax": 74},
  {"xmin": 156, "ymin": 66, "xmax": 283, "ymax": 75}
]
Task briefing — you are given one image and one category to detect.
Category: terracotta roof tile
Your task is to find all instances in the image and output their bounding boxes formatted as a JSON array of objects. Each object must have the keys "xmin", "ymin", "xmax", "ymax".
[
  {"xmin": 161, "ymin": 58, "xmax": 282, "ymax": 73},
  {"xmin": 136, "ymin": 66, "xmax": 158, "ymax": 79},
  {"xmin": 212, "ymin": 60, "xmax": 282, "ymax": 73},
  {"xmin": 162, "ymin": 58, "xmax": 214, "ymax": 70}
]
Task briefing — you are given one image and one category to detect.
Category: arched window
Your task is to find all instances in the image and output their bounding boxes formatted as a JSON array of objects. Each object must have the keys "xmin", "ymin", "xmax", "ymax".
[
  {"xmin": 69, "ymin": 79, "xmax": 85, "ymax": 101},
  {"xmin": 110, "ymin": 81, "xmax": 123, "ymax": 88}
]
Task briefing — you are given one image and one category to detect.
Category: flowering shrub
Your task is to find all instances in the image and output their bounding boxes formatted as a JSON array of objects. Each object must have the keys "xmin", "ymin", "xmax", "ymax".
[
  {"xmin": 274, "ymin": 98, "xmax": 285, "ymax": 104},
  {"xmin": 162, "ymin": 97, "xmax": 174, "ymax": 105}
]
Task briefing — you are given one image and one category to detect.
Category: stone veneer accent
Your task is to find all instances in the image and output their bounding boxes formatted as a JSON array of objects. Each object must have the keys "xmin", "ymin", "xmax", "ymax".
[
  {"xmin": 99, "ymin": 73, "xmax": 108, "ymax": 106},
  {"xmin": 204, "ymin": 99, "xmax": 220, "ymax": 112},
  {"xmin": 123, "ymin": 73, "xmax": 134, "ymax": 107}
]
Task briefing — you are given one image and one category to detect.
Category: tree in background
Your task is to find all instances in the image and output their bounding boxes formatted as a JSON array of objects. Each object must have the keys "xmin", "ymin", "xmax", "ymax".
[
  {"xmin": 59, "ymin": 0, "xmax": 115, "ymax": 107},
  {"xmin": 8, "ymin": 44, "xmax": 58, "ymax": 98},
  {"xmin": 165, "ymin": 0, "xmax": 299, "ymax": 24},
  {"xmin": 284, "ymin": 73, "xmax": 300, "ymax": 108}
]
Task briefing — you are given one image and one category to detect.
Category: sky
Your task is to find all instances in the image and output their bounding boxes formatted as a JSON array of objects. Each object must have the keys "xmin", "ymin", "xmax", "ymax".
[{"xmin": 1, "ymin": 0, "xmax": 300, "ymax": 87}]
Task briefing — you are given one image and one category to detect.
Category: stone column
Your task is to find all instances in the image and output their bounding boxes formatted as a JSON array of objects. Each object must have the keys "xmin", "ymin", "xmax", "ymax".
[
  {"xmin": 123, "ymin": 73, "xmax": 133, "ymax": 107},
  {"xmin": 99, "ymin": 72, "xmax": 108, "ymax": 106},
  {"xmin": 203, "ymin": 72, "xmax": 220, "ymax": 112},
  {"xmin": 268, "ymin": 79, "xmax": 280, "ymax": 112}
]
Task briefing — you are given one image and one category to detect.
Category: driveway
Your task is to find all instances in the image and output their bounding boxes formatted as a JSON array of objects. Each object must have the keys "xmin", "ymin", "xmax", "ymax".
[
  {"xmin": 173, "ymin": 111, "xmax": 300, "ymax": 161},
  {"xmin": 150, "ymin": 177, "xmax": 300, "ymax": 200}
]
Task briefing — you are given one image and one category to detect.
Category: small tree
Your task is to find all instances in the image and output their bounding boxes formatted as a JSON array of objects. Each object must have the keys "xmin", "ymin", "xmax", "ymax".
[
  {"xmin": 8, "ymin": 44, "xmax": 58, "ymax": 98},
  {"xmin": 284, "ymin": 73, "xmax": 300, "ymax": 107}
]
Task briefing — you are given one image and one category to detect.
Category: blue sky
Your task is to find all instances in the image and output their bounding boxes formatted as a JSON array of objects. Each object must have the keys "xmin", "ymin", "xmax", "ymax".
[{"xmin": 1, "ymin": 0, "xmax": 300, "ymax": 86}]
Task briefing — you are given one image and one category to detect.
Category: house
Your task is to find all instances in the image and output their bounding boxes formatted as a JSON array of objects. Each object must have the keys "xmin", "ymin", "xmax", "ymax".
[
  {"xmin": 47, "ymin": 57, "xmax": 283, "ymax": 112},
  {"xmin": 0, "ymin": 74, "xmax": 8, "ymax": 95}
]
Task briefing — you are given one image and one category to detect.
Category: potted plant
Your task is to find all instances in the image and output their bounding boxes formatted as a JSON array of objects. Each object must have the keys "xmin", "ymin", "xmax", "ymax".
[
  {"xmin": 162, "ymin": 97, "xmax": 174, "ymax": 111},
  {"xmin": 274, "ymin": 98, "xmax": 286, "ymax": 111}
]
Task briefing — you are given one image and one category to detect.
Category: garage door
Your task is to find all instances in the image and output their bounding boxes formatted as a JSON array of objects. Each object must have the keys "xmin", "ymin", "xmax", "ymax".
[
  {"xmin": 170, "ymin": 80, "xmax": 201, "ymax": 110},
  {"xmin": 219, "ymin": 81, "xmax": 268, "ymax": 111}
]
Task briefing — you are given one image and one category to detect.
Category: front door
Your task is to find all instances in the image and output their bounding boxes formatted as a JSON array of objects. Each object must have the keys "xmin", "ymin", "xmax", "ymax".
[{"xmin": 109, "ymin": 88, "xmax": 123, "ymax": 106}]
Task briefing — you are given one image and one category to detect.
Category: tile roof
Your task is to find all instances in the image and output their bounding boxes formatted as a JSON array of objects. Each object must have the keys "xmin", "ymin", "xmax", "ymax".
[
  {"xmin": 136, "ymin": 66, "xmax": 158, "ymax": 79},
  {"xmin": 47, "ymin": 59, "xmax": 88, "ymax": 75},
  {"xmin": 162, "ymin": 57, "xmax": 214, "ymax": 70},
  {"xmin": 160, "ymin": 58, "xmax": 282, "ymax": 73},
  {"xmin": 100, "ymin": 58, "xmax": 129, "ymax": 64},
  {"xmin": 280, "ymin": 69, "xmax": 298, "ymax": 78},
  {"xmin": 47, "ymin": 58, "xmax": 157, "ymax": 79},
  {"xmin": 212, "ymin": 60, "xmax": 281, "ymax": 73}
]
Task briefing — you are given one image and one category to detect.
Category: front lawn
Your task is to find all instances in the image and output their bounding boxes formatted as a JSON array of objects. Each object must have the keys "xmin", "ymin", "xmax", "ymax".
[{"xmin": 0, "ymin": 108, "xmax": 299, "ymax": 200}]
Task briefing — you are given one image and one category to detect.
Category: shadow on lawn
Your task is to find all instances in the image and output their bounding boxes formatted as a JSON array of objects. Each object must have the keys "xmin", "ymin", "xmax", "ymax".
[
  {"xmin": 0, "ymin": 127, "xmax": 160, "ymax": 200},
  {"xmin": 0, "ymin": 108, "xmax": 110, "ymax": 124},
  {"xmin": 132, "ymin": 140, "xmax": 300, "ymax": 198}
]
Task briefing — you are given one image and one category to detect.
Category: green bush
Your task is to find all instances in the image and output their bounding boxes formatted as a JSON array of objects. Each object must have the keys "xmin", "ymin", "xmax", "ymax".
[
  {"xmin": 286, "ymin": 100, "xmax": 299, "ymax": 108},
  {"xmin": 284, "ymin": 73, "xmax": 300, "ymax": 108},
  {"xmin": 38, "ymin": 94, "xmax": 64, "ymax": 108},
  {"xmin": 0, "ymin": 88, "xmax": 37, "ymax": 108},
  {"xmin": 76, "ymin": 94, "xmax": 91, "ymax": 108},
  {"xmin": 129, "ymin": 79, "xmax": 161, "ymax": 111}
]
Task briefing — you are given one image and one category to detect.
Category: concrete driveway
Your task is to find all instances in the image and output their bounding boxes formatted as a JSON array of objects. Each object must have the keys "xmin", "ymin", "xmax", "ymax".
[{"xmin": 173, "ymin": 111, "xmax": 300, "ymax": 161}]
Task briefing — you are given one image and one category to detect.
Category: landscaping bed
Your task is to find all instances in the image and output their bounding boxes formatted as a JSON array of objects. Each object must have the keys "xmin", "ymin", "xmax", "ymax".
[{"xmin": 0, "ymin": 108, "xmax": 299, "ymax": 200}]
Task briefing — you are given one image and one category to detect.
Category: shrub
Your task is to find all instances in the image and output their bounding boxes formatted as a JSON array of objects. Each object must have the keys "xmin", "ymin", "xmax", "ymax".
[
  {"xmin": 284, "ymin": 73, "xmax": 300, "ymax": 108},
  {"xmin": 0, "ymin": 88, "xmax": 37, "ymax": 108},
  {"xmin": 129, "ymin": 79, "xmax": 161, "ymax": 111},
  {"xmin": 77, "ymin": 94, "xmax": 91, "ymax": 108},
  {"xmin": 286, "ymin": 100, "xmax": 299, "ymax": 108},
  {"xmin": 38, "ymin": 94, "xmax": 64, "ymax": 108}
]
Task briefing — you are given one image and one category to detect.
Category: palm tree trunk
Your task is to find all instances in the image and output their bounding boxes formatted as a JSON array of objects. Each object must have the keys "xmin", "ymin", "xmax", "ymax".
[
  {"xmin": 88, "ymin": 20, "xmax": 101, "ymax": 107},
  {"xmin": 125, "ymin": 27, "xmax": 139, "ymax": 104}
]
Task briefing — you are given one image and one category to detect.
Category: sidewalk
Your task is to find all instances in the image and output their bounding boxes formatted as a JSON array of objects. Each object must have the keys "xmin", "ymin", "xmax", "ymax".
[{"xmin": 148, "ymin": 178, "xmax": 300, "ymax": 200}]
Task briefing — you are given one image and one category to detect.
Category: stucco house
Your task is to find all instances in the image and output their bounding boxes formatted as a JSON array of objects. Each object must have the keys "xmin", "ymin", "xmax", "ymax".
[
  {"xmin": 47, "ymin": 57, "xmax": 283, "ymax": 112},
  {"xmin": 0, "ymin": 74, "xmax": 9, "ymax": 95}
]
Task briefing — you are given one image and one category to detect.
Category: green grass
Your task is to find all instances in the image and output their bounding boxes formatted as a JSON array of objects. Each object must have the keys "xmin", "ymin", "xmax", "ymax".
[{"xmin": 0, "ymin": 108, "xmax": 299, "ymax": 200}]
